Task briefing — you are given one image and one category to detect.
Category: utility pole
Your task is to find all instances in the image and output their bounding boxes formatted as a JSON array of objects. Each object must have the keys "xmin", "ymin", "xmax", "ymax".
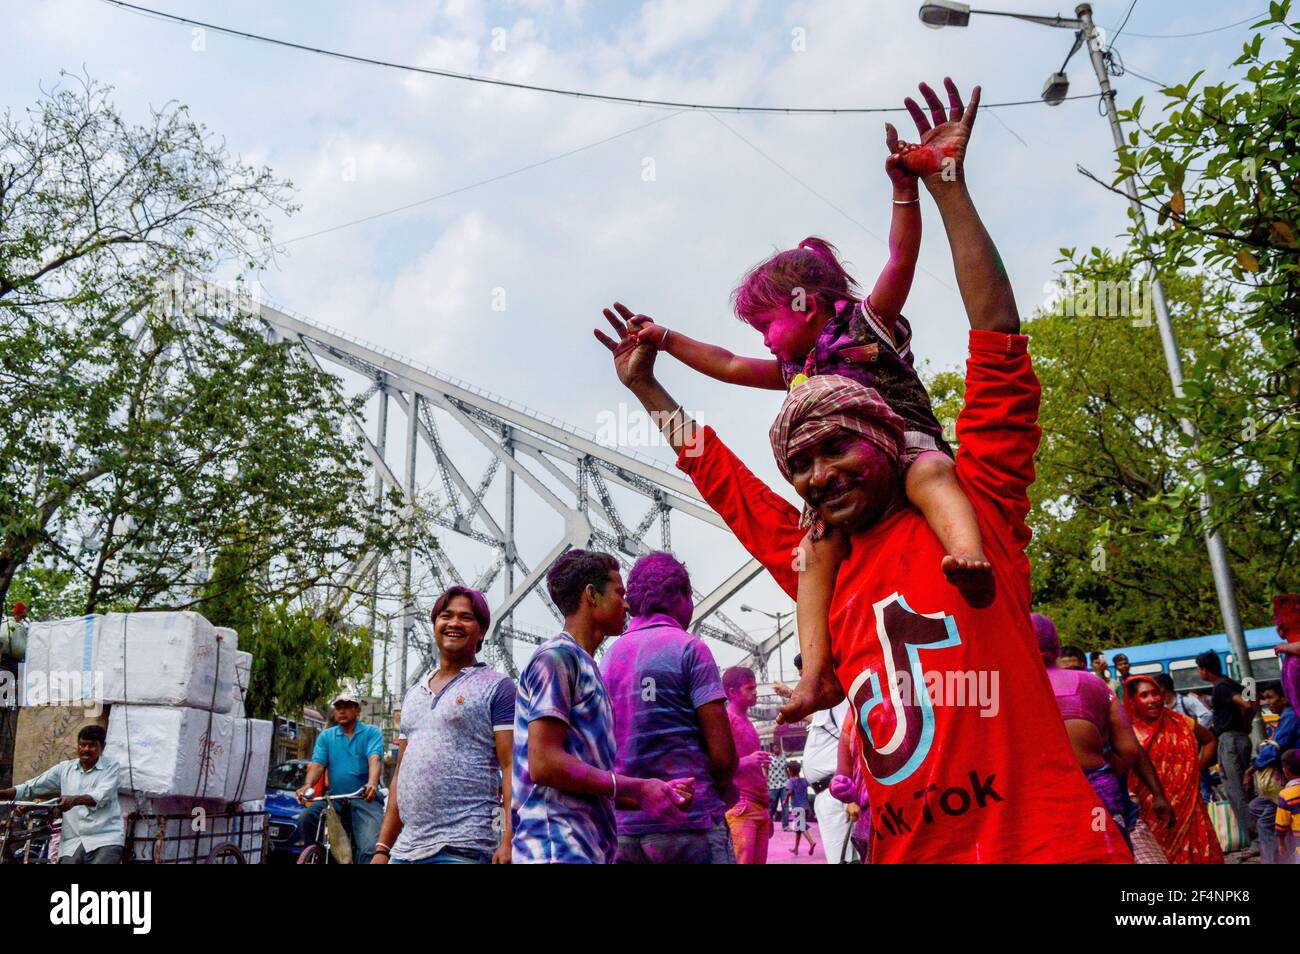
[{"xmin": 1076, "ymin": 3, "xmax": 1252, "ymax": 694}]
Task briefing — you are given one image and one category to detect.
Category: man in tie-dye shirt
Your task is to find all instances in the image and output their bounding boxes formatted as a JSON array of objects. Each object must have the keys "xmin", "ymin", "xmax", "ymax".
[{"xmin": 511, "ymin": 549, "xmax": 698, "ymax": 864}]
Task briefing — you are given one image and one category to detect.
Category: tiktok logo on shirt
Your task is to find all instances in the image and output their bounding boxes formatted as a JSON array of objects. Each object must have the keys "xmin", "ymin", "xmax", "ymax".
[{"xmin": 847, "ymin": 594, "xmax": 960, "ymax": 785}]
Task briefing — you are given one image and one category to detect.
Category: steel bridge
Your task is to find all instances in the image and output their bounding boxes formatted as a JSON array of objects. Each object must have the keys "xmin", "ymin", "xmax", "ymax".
[{"xmin": 181, "ymin": 276, "xmax": 795, "ymax": 694}]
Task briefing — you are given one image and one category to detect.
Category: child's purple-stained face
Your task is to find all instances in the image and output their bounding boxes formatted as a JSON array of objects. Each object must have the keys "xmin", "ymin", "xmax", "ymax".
[{"xmin": 749, "ymin": 303, "xmax": 824, "ymax": 364}]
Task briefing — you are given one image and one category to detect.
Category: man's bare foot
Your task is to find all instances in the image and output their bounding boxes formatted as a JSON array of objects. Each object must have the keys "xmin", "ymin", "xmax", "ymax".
[
  {"xmin": 942, "ymin": 554, "xmax": 996, "ymax": 608},
  {"xmin": 776, "ymin": 672, "xmax": 845, "ymax": 724}
]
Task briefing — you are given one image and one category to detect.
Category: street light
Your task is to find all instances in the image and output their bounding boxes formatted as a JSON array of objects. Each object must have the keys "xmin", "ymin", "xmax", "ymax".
[
  {"xmin": 913, "ymin": 3, "xmax": 1253, "ymax": 695},
  {"xmin": 919, "ymin": 2, "xmax": 1085, "ymax": 104},
  {"xmin": 741, "ymin": 604, "xmax": 791, "ymax": 683},
  {"xmin": 919, "ymin": 0, "xmax": 971, "ymax": 28}
]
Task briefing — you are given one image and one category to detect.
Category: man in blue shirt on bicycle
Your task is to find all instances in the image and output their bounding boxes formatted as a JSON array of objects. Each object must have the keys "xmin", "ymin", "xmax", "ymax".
[{"xmin": 297, "ymin": 691, "xmax": 385, "ymax": 863}]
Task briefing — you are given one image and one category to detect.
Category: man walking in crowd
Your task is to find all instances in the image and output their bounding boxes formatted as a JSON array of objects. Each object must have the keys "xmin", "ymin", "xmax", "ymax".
[
  {"xmin": 768, "ymin": 744, "xmax": 790, "ymax": 830},
  {"xmin": 511, "ymin": 549, "xmax": 695, "ymax": 863},
  {"xmin": 722, "ymin": 666, "xmax": 773, "ymax": 863},
  {"xmin": 297, "ymin": 691, "xmax": 385, "ymax": 864},
  {"xmin": 1092, "ymin": 652, "xmax": 1116, "ymax": 693},
  {"xmin": 373, "ymin": 586, "xmax": 515, "ymax": 864},
  {"xmin": 1059, "ymin": 646, "xmax": 1087, "ymax": 671},
  {"xmin": 1114, "ymin": 653, "xmax": 1131, "ymax": 685},
  {"xmin": 1197, "ymin": 650, "xmax": 1257, "ymax": 847},
  {"xmin": 596, "ymin": 77, "xmax": 1129, "ymax": 862},
  {"xmin": 1245, "ymin": 681, "xmax": 1297, "ymax": 863},
  {"xmin": 1, "ymin": 725, "xmax": 123, "ymax": 864},
  {"xmin": 601, "ymin": 551, "xmax": 738, "ymax": 863},
  {"xmin": 1158, "ymin": 673, "xmax": 1212, "ymax": 729}
]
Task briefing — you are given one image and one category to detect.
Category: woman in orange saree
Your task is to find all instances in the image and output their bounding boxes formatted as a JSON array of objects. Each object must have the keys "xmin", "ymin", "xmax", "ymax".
[{"xmin": 1125, "ymin": 675, "xmax": 1225, "ymax": 864}]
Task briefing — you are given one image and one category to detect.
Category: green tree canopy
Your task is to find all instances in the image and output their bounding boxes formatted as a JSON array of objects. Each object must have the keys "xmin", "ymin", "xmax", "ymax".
[
  {"xmin": 1, "ymin": 75, "xmax": 416, "ymax": 620},
  {"xmin": 929, "ymin": 255, "xmax": 1291, "ymax": 649},
  {"xmin": 1093, "ymin": 2, "xmax": 1300, "ymax": 544}
]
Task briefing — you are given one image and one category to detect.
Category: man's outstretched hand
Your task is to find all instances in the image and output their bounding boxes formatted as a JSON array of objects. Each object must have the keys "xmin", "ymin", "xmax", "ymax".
[
  {"xmin": 895, "ymin": 78, "xmax": 980, "ymax": 186},
  {"xmin": 594, "ymin": 302, "xmax": 658, "ymax": 391}
]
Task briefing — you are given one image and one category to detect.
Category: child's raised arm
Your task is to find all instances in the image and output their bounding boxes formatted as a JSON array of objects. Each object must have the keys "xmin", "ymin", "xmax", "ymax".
[
  {"xmin": 867, "ymin": 122, "xmax": 922, "ymax": 326},
  {"xmin": 627, "ymin": 313, "xmax": 785, "ymax": 390}
]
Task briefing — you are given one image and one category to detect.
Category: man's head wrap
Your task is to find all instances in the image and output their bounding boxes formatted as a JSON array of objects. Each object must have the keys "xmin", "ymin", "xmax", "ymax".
[{"xmin": 769, "ymin": 375, "xmax": 906, "ymax": 484}]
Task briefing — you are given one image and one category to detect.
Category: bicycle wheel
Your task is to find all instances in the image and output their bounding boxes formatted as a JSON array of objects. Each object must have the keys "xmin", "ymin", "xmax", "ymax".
[
  {"xmin": 296, "ymin": 843, "xmax": 326, "ymax": 865},
  {"xmin": 204, "ymin": 842, "xmax": 246, "ymax": 864}
]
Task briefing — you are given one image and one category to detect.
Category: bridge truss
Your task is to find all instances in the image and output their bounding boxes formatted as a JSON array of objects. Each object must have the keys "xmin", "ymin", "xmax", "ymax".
[{"xmin": 181, "ymin": 277, "xmax": 795, "ymax": 694}]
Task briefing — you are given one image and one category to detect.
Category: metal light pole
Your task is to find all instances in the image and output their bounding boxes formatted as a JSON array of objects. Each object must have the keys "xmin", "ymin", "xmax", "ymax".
[
  {"xmin": 918, "ymin": 2, "xmax": 1252, "ymax": 687},
  {"xmin": 741, "ymin": 604, "xmax": 790, "ymax": 682}
]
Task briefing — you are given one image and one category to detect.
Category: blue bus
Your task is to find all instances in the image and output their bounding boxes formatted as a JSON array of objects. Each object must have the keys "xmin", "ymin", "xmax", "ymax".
[{"xmin": 1100, "ymin": 626, "xmax": 1283, "ymax": 692}]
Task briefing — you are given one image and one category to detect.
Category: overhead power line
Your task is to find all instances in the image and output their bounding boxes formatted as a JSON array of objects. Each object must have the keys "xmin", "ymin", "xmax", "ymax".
[
  {"xmin": 1107, "ymin": 11, "xmax": 1267, "ymax": 39},
  {"xmin": 100, "ymin": 0, "xmax": 1098, "ymax": 115},
  {"xmin": 1110, "ymin": 0, "xmax": 1140, "ymax": 44},
  {"xmin": 261, "ymin": 109, "xmax": 686, "ymax": 252}
]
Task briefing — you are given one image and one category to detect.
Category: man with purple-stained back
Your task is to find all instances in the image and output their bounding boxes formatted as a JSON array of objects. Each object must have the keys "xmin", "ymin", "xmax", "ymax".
[{"xmin": 600, "ymin": 552, "xmax": 739, "ymax": 863}]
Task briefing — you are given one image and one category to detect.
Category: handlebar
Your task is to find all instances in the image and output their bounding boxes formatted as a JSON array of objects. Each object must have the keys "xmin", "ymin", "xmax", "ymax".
[
  {"xmin": 298, "ymin": 787, "xmax": 367, "ymax": 805},
  {"xmin": 0, "ymin": 798, "xmax": 59, "ymax": 809}
]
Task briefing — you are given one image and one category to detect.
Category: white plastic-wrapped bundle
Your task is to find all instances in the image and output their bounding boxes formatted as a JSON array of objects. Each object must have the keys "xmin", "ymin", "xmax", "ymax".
[
  {"xmin": 229, "ymin": 650, "xmax": 252, "ymax": 718},
  {"xmin": 106, "ymin": 705, "xmax": 232, "ymax": 799},
  {"xmin": 224, "ymin": 718, "xmax": 272, "ymax": 802},
  {"xmin": 23, "ymin": 612, "xmax": 236, "ymax": 712}
]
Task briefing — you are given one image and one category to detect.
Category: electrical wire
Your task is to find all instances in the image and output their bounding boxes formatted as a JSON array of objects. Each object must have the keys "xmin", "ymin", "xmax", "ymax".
[
  {"xmin": 260, "ymin": 109, "xmax": 686, "ymax": 252},
  {"xmin": 99, "ymin": 0, "xmax": 1098, "ymax": 116},
  {"xmin": 706, "ymin": 111, "xmax": 959, "ymax": 293},
  {"xmin": 1110, "ymin": 0, "xmax": 1141, "ymax": 44},
  {"xmin": 1108, "ymin": 12, "xmax": 1267, "ymax": 39}
]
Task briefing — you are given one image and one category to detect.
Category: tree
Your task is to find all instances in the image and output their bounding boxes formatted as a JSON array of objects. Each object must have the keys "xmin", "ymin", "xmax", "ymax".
[
  {"xmin": 1081, "ymin": 3, "xmax": 1300, "ymax": 546},
  {"xmin": 200, "ymin": 544, "xmax": 372, "ymax": 721},
  {"xmin": 926, "ymin": 256, "xmax": 1293, "ymax": 648},
  {"xmin": 1, "ymin": 74, "xmax": 416, "ymax": 616}
]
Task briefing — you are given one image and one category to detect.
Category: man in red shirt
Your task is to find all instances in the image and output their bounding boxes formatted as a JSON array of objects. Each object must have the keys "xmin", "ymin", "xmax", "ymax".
[{"xmin": 595, "ymin": 78, "xmax": 1129, "ymax": 864}]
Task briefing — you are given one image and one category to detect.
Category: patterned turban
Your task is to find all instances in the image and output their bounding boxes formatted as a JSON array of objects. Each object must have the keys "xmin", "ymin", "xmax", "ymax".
[{"xmin": 769, "ymin": 375, "xmax": 906, "ymax": 484}]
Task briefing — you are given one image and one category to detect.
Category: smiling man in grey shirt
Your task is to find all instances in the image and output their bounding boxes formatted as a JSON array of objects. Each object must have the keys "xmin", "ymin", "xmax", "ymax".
[
  {"xmin": 2, "ymin": 724, "xmax": 124, "ymax": 864},
  {"xmin": 372, "ymin": 586, "xmax": 515, "ymax": 864}
]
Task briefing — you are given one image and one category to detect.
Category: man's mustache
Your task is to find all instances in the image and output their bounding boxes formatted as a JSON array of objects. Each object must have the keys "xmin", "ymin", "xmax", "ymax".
[{"xmin": 809, "ymin": 479, "xmax": 858, "ymax": 505}]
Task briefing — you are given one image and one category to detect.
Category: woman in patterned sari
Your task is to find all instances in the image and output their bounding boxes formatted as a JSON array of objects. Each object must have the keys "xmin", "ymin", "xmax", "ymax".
[{"xmin": 1124, "ymin": 675, "xmax": 1225, "ymax": 864}]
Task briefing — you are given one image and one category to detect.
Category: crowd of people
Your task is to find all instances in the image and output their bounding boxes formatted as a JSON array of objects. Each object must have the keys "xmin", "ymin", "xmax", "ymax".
[
  {"xmin": 1033, "ymin": 608, "xmax": 1300, "ymax": 865},
  {"xmin": 312, "ymin": 75, "xmax": 1298, "ymax": 865},
  {"xmin": 7, "ymin": 74, "xmax": 1294, "ymax": 867}
]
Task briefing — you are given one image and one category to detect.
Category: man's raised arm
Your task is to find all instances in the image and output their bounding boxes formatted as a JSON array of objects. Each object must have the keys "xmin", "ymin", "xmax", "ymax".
[
  {"xmin": 594, "ymin": 304, "xmax": 803, "ymax": 599},
  {"xmin": 901, "ymin": 79, "xmax": 1039, "ymax": 575},
  {"xmin": 902, "ymin": 79, "xmax": 1018, "ymax": 334}
]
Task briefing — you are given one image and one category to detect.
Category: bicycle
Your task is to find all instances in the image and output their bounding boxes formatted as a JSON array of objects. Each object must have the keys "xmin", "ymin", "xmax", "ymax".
[
  {"xmin": 295, "ymin": 787, "xmax": 366, "ymax": 864},
  {"xmin": 0, "ymin": 798, "xmax": 60, "ymax": 865}
]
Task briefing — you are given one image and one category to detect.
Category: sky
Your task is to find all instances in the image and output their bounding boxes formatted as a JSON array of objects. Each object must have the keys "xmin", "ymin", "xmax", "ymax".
[{"xmin": 5, "ymin": 0, "xmax": 1274, "ymax": 681}]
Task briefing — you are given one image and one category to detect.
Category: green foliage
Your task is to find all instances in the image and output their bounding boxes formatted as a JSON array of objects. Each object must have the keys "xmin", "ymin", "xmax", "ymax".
[
  {"xmin": 0, "ymin": 74, "xmax": 416, "ymax": 619},
  {"xmin": 927, "ymin": 255, "xmax": 1293, "ymax": 649},
  {"xmin": 1103, "ymin": 3, "xmax": 1300, "ymax": 544},
  {"xmin": 200, "ymin": 544, "xmax": 373, "ymax": 720}
]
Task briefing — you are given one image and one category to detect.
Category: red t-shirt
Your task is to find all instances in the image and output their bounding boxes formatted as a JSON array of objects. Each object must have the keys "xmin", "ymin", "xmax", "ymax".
[{"xmin": 678, "ymin": 330, "xmax": 1130, "ymax": 863}]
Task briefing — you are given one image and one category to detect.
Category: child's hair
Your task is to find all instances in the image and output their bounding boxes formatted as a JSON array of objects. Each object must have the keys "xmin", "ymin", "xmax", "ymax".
[
  {"xmin": 787, "ymin": 761, "xmax": 801, "ymax": 776},
  {"xmin": 1283, "ymin": 748, "xmax": 1300, "ymax": 777},
  {"xmin": 731, "ymin": 236, "xmax": 861, "ymax": 325}
]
